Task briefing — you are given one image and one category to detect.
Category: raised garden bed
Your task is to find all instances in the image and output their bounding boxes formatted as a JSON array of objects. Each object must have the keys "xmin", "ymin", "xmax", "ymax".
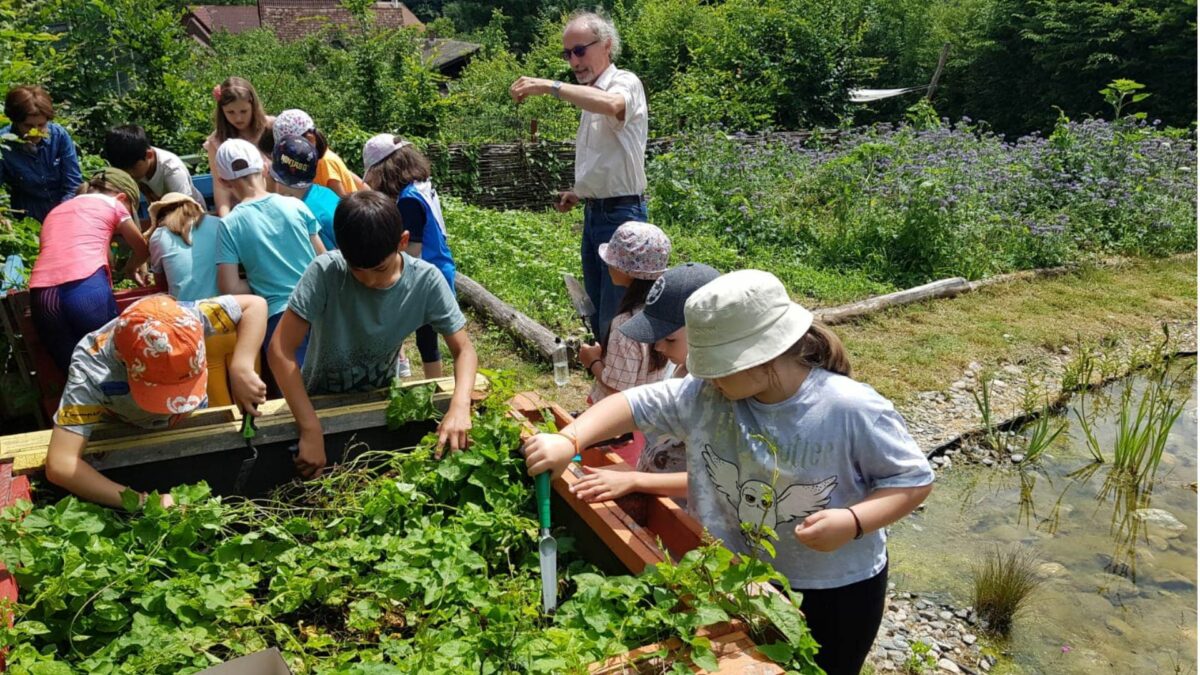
[{"xmin": 0, "ymin": 378, "xmax": 815, "ymax": 673}]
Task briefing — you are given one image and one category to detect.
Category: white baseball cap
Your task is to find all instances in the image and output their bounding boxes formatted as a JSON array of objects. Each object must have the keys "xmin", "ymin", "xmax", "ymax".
[
  {"xmin": 362, "ymin": 133, "xmax": 411, "ymax": 173},
  {"xmin": 684, "ymin": 270, "xmax": 814, "ymax": 379},
  {"xmin": 215, "ymin": 138, "xmax": 263, "ymax": 180}
]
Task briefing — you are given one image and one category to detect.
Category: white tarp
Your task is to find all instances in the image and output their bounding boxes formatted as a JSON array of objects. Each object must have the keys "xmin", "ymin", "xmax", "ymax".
[{"xmin": 848, "ymin": 86, "xmax": 926, "ymax": 103}]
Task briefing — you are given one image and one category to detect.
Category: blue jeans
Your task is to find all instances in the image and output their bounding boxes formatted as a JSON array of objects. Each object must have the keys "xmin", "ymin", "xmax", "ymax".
[{"xmin": 582, "ymin": 199, "xmax": 648, "ymax": 340}]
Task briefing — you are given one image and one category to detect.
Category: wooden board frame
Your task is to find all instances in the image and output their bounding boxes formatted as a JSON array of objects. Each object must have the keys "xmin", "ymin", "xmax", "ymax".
[{"xmin": 0, "ymin": 374, "xmax": 488, "ymax": 475}]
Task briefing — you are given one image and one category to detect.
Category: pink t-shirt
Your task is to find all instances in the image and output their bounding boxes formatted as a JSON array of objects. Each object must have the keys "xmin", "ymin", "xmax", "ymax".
[{"xmin": 29, "ymin": 193, "xmax": 131, "ymax": 288}]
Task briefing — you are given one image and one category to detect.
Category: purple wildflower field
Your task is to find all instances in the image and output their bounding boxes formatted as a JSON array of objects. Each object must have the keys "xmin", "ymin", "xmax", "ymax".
[{"xmin": 648, "ymin": 117, "xmax": 1196, "ymax": 292}]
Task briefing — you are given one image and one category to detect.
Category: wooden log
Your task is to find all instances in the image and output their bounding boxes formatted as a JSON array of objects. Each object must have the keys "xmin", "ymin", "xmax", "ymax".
[
  {"xmin": 814, "ymin": 277, "xmax": 971, "ymax": 325},
  {"xmin": 457, "ymin": 272, "xmax": 560, "ymax": 363}
]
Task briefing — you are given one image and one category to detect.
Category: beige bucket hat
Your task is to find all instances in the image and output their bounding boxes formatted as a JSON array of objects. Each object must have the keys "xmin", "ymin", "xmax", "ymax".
[{"xmin": 684, "ymin": 269, "xmax": 813, "ymax": 379}]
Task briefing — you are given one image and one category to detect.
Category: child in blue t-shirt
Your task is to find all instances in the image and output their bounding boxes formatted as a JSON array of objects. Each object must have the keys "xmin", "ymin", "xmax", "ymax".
[
  {"xmin": 269, "ymin": 135, "xmax": 341, "ymax": 250},
  {"xmin": 147, "ymin": 192, "xmax": 221, "ymax": 301},
  {"xmin": 213, "ymin": 138, "xmax": 325, "ymax": 364},
  {"xmin": 524, "ymin": 270, "xmax": 934, "ymax": 675},
  {"xmin": 362, "ymin": 134, "xmax": 456, "ymax": 378}
]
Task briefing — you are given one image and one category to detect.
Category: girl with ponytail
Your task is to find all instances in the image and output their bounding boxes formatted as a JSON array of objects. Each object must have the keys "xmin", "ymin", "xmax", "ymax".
[{"xmin": 523, "ymin": 269, "xmax": 934, "ymax": 675}]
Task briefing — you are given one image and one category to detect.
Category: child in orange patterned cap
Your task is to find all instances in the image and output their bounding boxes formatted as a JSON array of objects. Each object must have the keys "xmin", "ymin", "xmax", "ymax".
[{"xmin": 45, "ymin": 293, "xmax": 268, "ymax": 508}]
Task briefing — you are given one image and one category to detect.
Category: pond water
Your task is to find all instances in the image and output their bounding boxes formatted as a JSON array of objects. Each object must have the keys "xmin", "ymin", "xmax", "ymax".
[{"xmin": 890, "ymin": 361, "xmax": 1197, "ymax": 674}]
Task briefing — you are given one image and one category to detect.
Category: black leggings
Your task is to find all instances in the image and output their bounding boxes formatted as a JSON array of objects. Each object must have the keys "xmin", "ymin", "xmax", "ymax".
[
  {"xmin": 794, "ymin": 563, "xmax": 888, "ymax": 675},
  {"xmin": 415, "ymin": 324, "xmax": 441, "ymax": 363}
]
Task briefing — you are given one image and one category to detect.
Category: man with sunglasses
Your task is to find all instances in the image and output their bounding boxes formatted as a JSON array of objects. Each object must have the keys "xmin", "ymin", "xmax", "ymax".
[{"xmin": 509, "ymin": 10, "xmax": 648, "ymax": 341}]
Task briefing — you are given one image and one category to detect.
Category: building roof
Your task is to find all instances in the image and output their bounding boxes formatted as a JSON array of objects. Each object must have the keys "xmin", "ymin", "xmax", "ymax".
[
  {"xmin": 186, "ymin": 1, "xmax": 421, "ymax": 45},
  {"xmin": 260, "ymin": 0, "xmax": 420, "ymax": 42},
  {"xmin": 184, "ymin": 5, "xmax": 263, "ymax": 43},
  {"xmin": 422, "ymin": 38, "xmax": 483, "ymax": 70}
]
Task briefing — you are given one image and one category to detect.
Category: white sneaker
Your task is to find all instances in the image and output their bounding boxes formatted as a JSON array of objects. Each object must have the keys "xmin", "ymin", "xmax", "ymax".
[{"xmin": 395, "ymin": 353, "xmax": 412, "ymax": 378}]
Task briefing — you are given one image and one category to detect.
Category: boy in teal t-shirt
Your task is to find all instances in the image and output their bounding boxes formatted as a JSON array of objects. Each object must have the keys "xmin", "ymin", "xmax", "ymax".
[
  {"xmin": 268, "ymin": 191, "xmax": 477, "ymax": 479},
  {"xmin": 214, "ymin": 139, "xmax": 326, "ymax": 360}
]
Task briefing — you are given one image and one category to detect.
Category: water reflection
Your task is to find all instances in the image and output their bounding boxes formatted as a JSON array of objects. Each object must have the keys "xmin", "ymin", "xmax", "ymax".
[{"xmin": 890, "ymin": 359, "xmax": 1197, "ymax": 674}]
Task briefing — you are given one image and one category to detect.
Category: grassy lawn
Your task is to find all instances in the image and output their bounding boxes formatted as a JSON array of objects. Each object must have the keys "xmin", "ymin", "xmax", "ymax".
[
  {"xmin": 838, "ymin": 254, "xmax": 1197, "ymax": 402},
  {"xmin": 444, "ymin": 255, "xmax": 1196, "ymax": 412}
]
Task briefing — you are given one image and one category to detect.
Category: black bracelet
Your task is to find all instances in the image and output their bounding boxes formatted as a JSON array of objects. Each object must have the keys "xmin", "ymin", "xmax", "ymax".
[
  {"xmin": 846, "ymin": 506, "xmax": 864, "ymax": 540},
  {"xmin": 586, "ymin": 359, "xmax": 601, "ymax": 373}
]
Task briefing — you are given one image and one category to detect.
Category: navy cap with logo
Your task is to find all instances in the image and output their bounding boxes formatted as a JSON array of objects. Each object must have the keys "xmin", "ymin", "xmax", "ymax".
[
  {"xmin": 619, "ymin": 262, "xmax": 721, "ymax": 344},
  {"xmin": 271, "ymin": 135, "xmax": 318, "ymax": 188}
]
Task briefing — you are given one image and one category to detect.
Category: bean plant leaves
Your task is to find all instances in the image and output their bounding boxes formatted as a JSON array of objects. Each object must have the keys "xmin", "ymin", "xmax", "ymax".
[{"xmin": 0, "ymin": 392, "xmax": 819, "ymax": 673}]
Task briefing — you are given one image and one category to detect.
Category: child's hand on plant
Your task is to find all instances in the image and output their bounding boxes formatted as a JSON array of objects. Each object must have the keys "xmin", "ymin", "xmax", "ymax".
[
  {"xmin": 435, "ymin": 400, "xmax": 472, "ymax": 458},
  {"xmin": 570, "ymin": 464, "xmax": 637, "ymax": 502},
  {"xmin": 294, "ymin": 427, "xmax": 326, "ymax": 479},
  {"xmin": 523, "ymin": 432, "xmax": 576, "ymax": 477},
  {"xmin": 793, "ymin": 508, "xmax": 857, "ymax": 552}
]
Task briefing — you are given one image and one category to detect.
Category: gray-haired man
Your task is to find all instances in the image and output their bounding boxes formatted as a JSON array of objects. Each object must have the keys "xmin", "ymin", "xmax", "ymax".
[{"xmin": 510, "ymin": 10, "xmax": 648, "ymax": 340}]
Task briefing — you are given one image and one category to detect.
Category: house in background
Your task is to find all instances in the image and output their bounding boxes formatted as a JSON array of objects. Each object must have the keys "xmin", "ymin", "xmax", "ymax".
[{"xmin": 184, "ymin": 0, "xmax": 480, "ymax": 77}]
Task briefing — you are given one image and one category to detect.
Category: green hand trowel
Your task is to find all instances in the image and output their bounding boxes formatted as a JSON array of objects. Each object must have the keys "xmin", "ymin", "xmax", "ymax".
[{"xmin": 535, "ymin": 471, "xmax": 557, "ymax": 613}]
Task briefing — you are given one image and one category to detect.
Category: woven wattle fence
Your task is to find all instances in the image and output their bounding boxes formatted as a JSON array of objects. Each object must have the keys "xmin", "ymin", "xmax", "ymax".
[{"xmin": 425, "ymin": 129, "xmax": 835, "ymax": 211}]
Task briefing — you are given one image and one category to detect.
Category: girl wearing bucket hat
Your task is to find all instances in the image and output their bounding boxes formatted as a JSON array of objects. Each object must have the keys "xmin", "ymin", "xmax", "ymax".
[
  {"xmin": 29, "ymin": 168, "xmax": 151, "ymax": 374},
  {"xmin": 525, "ymin": 269, "xmax": 934, "ymax": 675},
  {"xmin": 571, "ymin": 262, "xmax": 719, "ymax": 507},
  {"xmin": 579, "ymin": 221, "xmax": 671, "ymax": 404}
]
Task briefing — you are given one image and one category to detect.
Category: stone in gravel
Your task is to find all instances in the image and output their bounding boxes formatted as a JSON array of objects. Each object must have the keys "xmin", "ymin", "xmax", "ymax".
[
  {"xmin": 891, "ymin": 637, "xmax": 909, "ymax": 650},
  {"xmin": 938, "ymin": 610, "xmax": 954, "ymax": 621},
  {"xmin": 954, "ymin": 608, "xmax": 969, "ymax": 619},
  {"xmin": 886, "ymin": 650, "xmax": 907, "ymax": 665},
  {"xmin": 967, "ymin": 361, "xmax": 982, "ymax": 372},
  {"xmin": 951, "ymin": 379, "xmax": 968, "ymax": 390},
  {"xmin": 1105, "ymin": 616, "xmax": 1135, "ymax": 636},
  {"xmin": 1133, "ymin": 508, "xmax": 1187, "ymax": 540},
  {"xmin": 979, "ymin": 658, "xmax": 992, "ymax": 671},
  {"xmin": 1003, "ymin": 364, "xmax": 1023, "ymax": 376},
  {"xmin": 982, "ymin": 457, "xmax": 995, "ymax": 467},
  {"xmin": 962, "ymin": 634, "xmax": 976, "ymax": 645},
  {"xmin": 1036, "ymin": 562, "xmax": 1067, "ymax": 579},
  {"xmin": 941, "ymin": 458, "xmax": 953, "ymax": 470},
  {"xmin": 1060, "ymin": 345, "xmax": 1072, "ymax": 354},
  {"xmin": 1010, "ymin": 453, "xmax": 1025, "ymax": 463},
  {"xmin": 938, "ymin": 658, "xmax": 961, "ymax": 673},
  {"xmin": 894, "ymin": 610, "xmax": 908, "ymax": 622}
]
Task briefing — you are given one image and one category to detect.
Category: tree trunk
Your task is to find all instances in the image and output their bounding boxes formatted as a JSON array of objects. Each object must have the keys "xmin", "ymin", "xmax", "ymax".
[{"xmin": 457, "ymin": 273, "xmax": 559, "ymax": 362}]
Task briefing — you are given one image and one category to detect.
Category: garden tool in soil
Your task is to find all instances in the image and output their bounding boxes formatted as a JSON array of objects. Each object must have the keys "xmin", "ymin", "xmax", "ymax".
[
  {"xmin": 562, "ymin": 273, "xmax": 595, "ymax": 342},
  {"xmin": 232, "ymin": 407, "xmax": 258, "ymax": 494},
  {"xmin": 535, "ymin": 471, "xmax": 558, "ymax": 613}
]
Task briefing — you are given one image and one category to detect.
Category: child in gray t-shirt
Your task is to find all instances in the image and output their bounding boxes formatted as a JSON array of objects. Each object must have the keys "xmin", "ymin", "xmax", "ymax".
[
  {"xmin": 269, "ymin": 191, "xmax": 478, "ymax": 480},
  {"xmin": 524, "ymin": 269, "xmax": 933, "ymax": 675}
]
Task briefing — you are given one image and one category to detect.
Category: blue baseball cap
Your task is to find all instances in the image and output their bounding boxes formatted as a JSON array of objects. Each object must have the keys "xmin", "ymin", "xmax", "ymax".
[
  {"xmin": 619, "ymin": 262, "xmax": 721, "ymax": 344},
  {"xmin": 271, "ymin": 135, "xmax": 317, "ymax": 188}
]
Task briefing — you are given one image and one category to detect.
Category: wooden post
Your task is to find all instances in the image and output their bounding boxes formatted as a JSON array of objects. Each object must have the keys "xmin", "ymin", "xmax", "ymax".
[
  {"xmin": 926, "ymin": 43, "xmax": 950, "ymax": 101},
  {"xmin": 530, "ymin": 117, "xmax": 538, "ymax": 142}
]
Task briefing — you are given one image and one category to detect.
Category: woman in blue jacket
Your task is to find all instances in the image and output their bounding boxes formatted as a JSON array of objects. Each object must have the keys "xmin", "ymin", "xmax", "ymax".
[{"xmin": 0, "ymin": 86, "xmax": 83, "ymax": 223}]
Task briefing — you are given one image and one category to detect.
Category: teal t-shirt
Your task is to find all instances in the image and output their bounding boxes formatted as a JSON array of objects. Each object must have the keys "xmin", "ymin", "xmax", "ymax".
[
  {"xmin": 303, "ymin": 184, "xmax": 340, "ymax": 250},
  {"xmin": 149, "ymin": 214, "xmax": 221, "ymax": 301},
  {"xmin": 288, "ymin": 251, "xmax": 466, "ymax": 393},
  {"xmin": 217, "ymin": 193, "xmax": 320, "ymax": 315}
]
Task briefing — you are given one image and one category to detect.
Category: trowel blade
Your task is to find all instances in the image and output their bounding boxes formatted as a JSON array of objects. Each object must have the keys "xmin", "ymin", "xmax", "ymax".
[
  {"xmin": 539, "ymin": 530, "xmax": 557, "ymax": 613},
  {"xmin": 563, "ymin": 273, "xmax": 595, "ymax": 318}
]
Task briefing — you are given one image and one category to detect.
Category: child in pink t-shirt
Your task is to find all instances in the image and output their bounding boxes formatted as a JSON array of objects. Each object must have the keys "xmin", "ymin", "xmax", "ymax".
[{"xmin": 29, "ymin": 168, "xmax": 149, "ymax": 373}]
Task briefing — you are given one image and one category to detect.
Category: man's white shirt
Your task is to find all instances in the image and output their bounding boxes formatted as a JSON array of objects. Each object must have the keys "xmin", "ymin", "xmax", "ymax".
[{"xmin": 573, "ymin": 63, "xmax": 648, "ymax": 199}]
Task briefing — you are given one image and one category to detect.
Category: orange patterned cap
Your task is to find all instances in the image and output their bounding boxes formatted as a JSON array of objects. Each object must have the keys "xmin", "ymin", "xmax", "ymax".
[{"xmin": 113, "ymin": 295, "xmax": 208, "ymax": 415}]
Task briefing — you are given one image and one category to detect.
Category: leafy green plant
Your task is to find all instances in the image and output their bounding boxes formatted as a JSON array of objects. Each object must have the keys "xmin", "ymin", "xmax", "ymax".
[
  {"xmin": 385, "ymin": 379, "xmax": 440, "ymax": 430},
  {"xmin": 1107, "ymin": 360, "xmax": 1193, "ymax": 481},
  {"xmin": 970, "ymin": 369, "xmax": 1004, "ymax": 451},
  {"xmin": 1019, "ymin": 408, "xmax": 1066, "ymax": 464},
  {"xmin": 971, "ymin": 546, "xmax": 1043, "ymax": 637},
  {"xmin": 904, "ymin": 639, "xmax": 937, "ymax": 674},
  {"xmin": 0, "ymin": 395, "xmax": 820, "ymax": 673}
]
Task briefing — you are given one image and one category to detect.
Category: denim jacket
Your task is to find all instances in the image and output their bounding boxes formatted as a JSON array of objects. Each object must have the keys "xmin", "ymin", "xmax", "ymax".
[{"xmin": 0, "ymin": 122, "xmax": 83, "ymax": 223}]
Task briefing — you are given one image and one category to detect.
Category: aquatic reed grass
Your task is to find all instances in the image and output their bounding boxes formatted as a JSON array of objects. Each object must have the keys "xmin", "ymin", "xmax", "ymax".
[{"xmin": 971, "ymin": 546, "xmax": 1043, "ymax": 637}]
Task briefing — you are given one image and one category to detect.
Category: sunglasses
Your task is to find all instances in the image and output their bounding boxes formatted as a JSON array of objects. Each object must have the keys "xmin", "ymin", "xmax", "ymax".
[{"xmin": 561, "ymin": 40, "xmax": 600, "ymax": 60}]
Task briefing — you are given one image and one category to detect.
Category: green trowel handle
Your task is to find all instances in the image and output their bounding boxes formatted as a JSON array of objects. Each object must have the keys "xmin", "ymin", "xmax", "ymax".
[{"xmin": 535, "ymin": 472, "xmax": 551, "ymax": 530}]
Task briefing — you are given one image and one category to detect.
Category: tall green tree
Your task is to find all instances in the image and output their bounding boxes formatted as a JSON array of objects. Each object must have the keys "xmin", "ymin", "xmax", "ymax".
[{"xmin": 953, "ymin": 0, "xmax": 1197, "ymax": 132}]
